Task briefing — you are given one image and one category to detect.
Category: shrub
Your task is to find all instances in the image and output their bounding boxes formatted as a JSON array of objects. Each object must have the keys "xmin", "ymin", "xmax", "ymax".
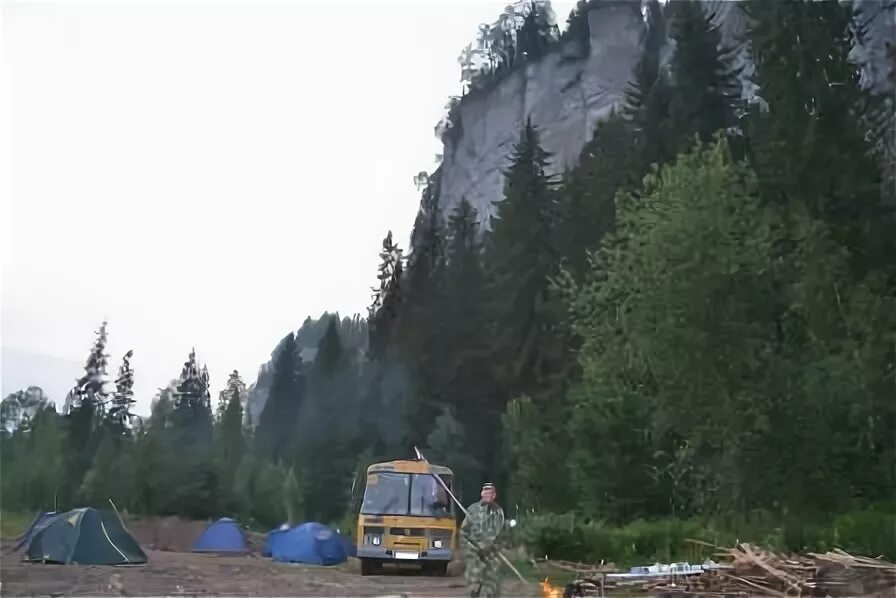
[{"xmin": 515, "ymin": 507, "xmax": 896, "ymax": 567}]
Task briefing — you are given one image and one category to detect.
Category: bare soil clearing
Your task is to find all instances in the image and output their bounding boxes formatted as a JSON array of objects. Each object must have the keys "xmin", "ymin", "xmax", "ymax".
[
  {"xmin": 1, "ymin": 544, "xmax": 537, "ymax": 597},
  {"xmin": 1, "ymin": 516, "xmax": 538, "ymax": 597}
]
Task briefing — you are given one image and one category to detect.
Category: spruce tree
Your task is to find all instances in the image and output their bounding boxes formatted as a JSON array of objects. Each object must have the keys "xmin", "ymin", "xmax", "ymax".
[
  {"xmin": 368, "ymin": 231, "xmax": 404, "ymax": 360},
  {"xmin": 107, "ymin": 350, "xmax": 137, "ymax": 436},
  {"xmin": 314, "ymin": 317, "xmax": 345, "ymax": 375},
  {"xmin": 485, "ymin": 118, "xmax": 562, "ymax": 396},
  {"xmin": 439, "ymin": 199, "xmax": 500, "ymax": 461},
  {"xmin": 172, "ymin": 349, "xmax": 214, "ymax": 446},
  {"xmin": 399, "ymin": 178, "xmax": 446, "ymax": 351},
  {"xmin": 301, "ymin": 315, "xmax": 359, "ymax": 521},
  {"xmin": 744, "ymin": 0, "xmax": 891, "ymax": 271},
  {"xmin": 66, "ymin": 320, "xmax": 112, "ymax": 414},
  {"xmin": 132, "ymin": 387, "xmax": 177, "ymax": 514},
  {"xmin": 665, "ymin": 0, "xmax": 740, "ymax": 152},
  {"xmin": 255, "ymin": 333, "xmax": 304, "ymax": 463},
  {"xmin": 623, "ymin": 0, "xmax": 676, "ymax": 177},
  {"xmin": 164, "ymin": 349, "xmax": 216, "ymax": 516},
  {"xmin": 398, "ymin": 180, "xmax": 450, "ymax": 445},
  {"xmin": 217, "ymin": 370, "xmax": 247, "ymax": 421},
  {"xmin": 63, "ymin": 321, "xmax": 113, "ymax": 505},
  {"xmin": 485, "ymin": 119, "xmax": 577, "ymax": 505},
  {"xmin": 556, "ymin": 110, "xmax": 635, "ymax": 279},
  {"xmin": 214, "ymin": 378, "xmax": 245, "ymax": 511}
]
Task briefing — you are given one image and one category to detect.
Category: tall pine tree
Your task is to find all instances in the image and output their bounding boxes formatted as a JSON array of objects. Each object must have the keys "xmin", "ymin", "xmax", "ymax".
[
  {"xmin": 438, "ymin": 199, "xmax": 500, "ymax": 474},
  {"xmin": 485, "ymin": 120, "xmax": 572, "ymax": 506},
  {"xmin": 62, "ymin": 321, "xmax": 113, "ymax": 506},
  {"xmin": 368, "ymin": 231, "xmax": 404, "ymax": 360},
  {"xmin": 167, "ymin": 349, "xmax": 217, "ymax": 517},
  {"xmin": 744, "ymin": 0, "xmax": 891, "ymax": 271},
  {"xmin": 107, "ymin": 350, "xmax": 136, "ymax": 437},
  {"xmin": 623, "ymin": 0, "xmax": 676, "ymax": 177},
  {"xmin": 172, "ymin": 349, "xmax": 214, "ymax": 446},
  {"xmin": 665, "ymin": 0, "xmax": 740, "ymax": 151},
  {"xmin": 214, "ymin": 371, "xmax": 245, "ymax": 512},
  {"xmin": 486, "ymin": 118, "xmax": 563, "ymax": 397},
  {"xmin": 217, "ymin": 369, "xmax": 247, "ymax": 421},
  {"xmin": 397, "ymin": 179, "xmax": 448, "ymax": 442},
  {"xmin": 301, "ymin": 317, "xmax": 356, "ymax": 521},
  {"xmin": 256, "ymin": 333, "xmax": 304, "ymax": 463},
  {"xmin": 556, "ymin": 111, "xmax": 635, "ymax": 280}
]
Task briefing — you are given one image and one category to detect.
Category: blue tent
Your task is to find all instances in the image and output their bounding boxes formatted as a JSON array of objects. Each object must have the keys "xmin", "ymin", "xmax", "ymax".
[
  {"xmin": 269, "ymin": 522, "xmax": 347, "ymax": 565},
  {"xmin": 14, "ymin": 511, "xmax": 58, "ymax": 552},
  {"xmin": 192, "ymin": 518, "xmax": 249, "ymax": 554},
  {"xmin": 262, "ymin": 524, "xmax": 290, "ymax": 557}
]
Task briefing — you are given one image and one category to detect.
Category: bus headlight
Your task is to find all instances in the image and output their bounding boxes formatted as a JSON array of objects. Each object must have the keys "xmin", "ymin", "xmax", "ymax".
[
  {"xmin": 371, "ymin": 535, "xmax": 381, "ymax": 546},
  {"xmin": 433, "ymin": 540, "xmax": 443, "ymax": 549}
]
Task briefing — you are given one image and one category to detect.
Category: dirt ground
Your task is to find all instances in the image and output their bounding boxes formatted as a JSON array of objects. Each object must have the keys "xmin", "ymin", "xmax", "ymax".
[{"xmin": 1, "ymin": 543, "xmax": 540, "ymax": 597}]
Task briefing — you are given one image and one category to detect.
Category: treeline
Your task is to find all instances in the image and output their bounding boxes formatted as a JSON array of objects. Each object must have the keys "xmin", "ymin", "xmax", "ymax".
[{"xmin": 0, "ymin": 315, "xmax": 376, "ymax": 530}]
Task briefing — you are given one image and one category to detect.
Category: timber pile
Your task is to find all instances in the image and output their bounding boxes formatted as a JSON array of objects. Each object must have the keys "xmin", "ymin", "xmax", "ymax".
[
  {"xmin": 543, "ymin": 545, "xmax": 896, "ymax": 597},
  {"xmin": 648, "ymin": 544, "xmax": 896, "ymax": 597}
]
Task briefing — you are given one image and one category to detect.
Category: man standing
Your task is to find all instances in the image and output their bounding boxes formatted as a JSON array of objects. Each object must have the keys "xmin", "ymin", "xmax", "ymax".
[{"xmin": 460, "ymin": 482, "xmax": 505, "ymax": 598}]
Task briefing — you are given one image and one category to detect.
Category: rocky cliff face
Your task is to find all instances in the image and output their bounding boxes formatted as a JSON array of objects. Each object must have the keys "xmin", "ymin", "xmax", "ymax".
[
  {"xmin": 432, "ymin": 0, "xmax": 894, "ymax": 225},
  {"xmin": 437, "ymin": 1, "xmax": 645, "ymax": 224}
]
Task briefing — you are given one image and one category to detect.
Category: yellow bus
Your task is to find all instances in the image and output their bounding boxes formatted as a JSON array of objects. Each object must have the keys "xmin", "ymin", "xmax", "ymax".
[{"xmin": 351, "ymin": 458, "xmax": 457, "ymax": 576}]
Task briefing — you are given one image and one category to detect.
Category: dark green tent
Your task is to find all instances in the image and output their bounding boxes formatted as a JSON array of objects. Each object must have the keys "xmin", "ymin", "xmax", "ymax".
[{"xmin": 24, "ymin": 507, "xmax": 147, "ymax": 565}]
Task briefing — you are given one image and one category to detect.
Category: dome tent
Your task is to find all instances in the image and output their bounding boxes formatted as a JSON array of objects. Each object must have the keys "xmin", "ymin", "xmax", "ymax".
[
  {"xmin": 24, "ymin": 508, "xmax": 147, "ymax": 565},
  {"xmin": 262, "ymin": 523, "xmax": 290, "ymax": 557},
  {"xmin": 14, "ymin": 511, "xmax": 57, "ymax": 552},
  {"xmin": 269, "ymin": 522, "xmax": 347, "ymax": 566},
  {"xmin": 192, "ymin": 518, "xmax": 249, "ymax": 554}
]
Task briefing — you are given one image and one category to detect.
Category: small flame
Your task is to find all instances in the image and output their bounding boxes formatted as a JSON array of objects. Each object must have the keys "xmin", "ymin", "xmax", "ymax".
[{"xmin": 541, "ymin": 577, "xmax": 562, "ymax": 598}]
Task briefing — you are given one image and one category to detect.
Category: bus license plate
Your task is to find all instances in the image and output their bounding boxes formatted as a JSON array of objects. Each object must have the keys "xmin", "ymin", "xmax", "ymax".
[{"xmin": 394, "ymin": 551, "xmax": 419, "ymax": 560}]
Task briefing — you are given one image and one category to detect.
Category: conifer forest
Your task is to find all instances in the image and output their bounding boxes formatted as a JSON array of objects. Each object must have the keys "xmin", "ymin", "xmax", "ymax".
[{"xmin": 3, "ymin": 0, "xmax": 895, "ymax": 565}]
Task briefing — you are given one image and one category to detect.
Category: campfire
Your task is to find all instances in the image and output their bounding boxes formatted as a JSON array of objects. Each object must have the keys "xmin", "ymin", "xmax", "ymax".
[{"xmin": 541, "ymin": 577, "xmax": 563, "ymax": 598}]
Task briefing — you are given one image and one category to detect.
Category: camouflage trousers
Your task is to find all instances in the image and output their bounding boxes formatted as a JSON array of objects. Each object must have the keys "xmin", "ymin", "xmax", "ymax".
[{"xmin": 464, "ymin": 549, "xmax": 501, "ymax": 598}]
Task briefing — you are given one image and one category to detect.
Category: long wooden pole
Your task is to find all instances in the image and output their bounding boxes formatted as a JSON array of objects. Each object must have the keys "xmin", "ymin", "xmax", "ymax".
[{"xmin": 414, "ymin": 447, "xmax": 528, "ymax": 584}]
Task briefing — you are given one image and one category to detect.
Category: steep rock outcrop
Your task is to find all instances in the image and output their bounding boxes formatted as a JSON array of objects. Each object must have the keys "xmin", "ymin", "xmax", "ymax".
[{"xmin": 437, "ymin": 1, "xmax": 645, "ymax": 224}]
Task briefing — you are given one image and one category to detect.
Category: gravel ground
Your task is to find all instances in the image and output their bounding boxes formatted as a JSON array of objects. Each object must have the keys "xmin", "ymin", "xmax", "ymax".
[{"xmin": 1, "ymin": 545, "xmax": 540, "ymax": 597}]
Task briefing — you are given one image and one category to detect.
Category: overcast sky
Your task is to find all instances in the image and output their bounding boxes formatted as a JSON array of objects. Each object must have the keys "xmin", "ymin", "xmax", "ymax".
[{"xmin": 1, "ymin": 0, "xmax": 573, "ymax": 413}]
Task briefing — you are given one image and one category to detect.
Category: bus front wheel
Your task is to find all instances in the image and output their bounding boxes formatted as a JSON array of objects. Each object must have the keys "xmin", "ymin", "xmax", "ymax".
[
  {"xmin": 424, "ymin": 562, "xmax": 448, "ymax": 577},
  {"xmin": 360, "ymin": 558, "xmax": 380, "ymax": 576}
]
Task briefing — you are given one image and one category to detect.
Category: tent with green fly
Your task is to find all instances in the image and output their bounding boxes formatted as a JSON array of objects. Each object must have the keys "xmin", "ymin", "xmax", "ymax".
[{"xmin": 23, "ymin": 507, "xmax": 147, "ymax": 565}]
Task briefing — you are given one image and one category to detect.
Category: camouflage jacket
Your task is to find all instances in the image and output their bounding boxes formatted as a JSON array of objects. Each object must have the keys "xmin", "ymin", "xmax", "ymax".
[{"xmin": 460, "ymin": 501, "xmax": 505, "ymax": 555}]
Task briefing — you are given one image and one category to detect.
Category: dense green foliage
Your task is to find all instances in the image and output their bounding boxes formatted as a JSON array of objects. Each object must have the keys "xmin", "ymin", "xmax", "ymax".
[{"xmin": 2, "ymin": 0, "xmax": 894, "ymax": 562}]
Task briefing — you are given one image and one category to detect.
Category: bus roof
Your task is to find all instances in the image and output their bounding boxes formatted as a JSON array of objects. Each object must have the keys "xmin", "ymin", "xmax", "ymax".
[{"xmin": 366, "ymin": 459, "xmax": 453, "ymax": 475}]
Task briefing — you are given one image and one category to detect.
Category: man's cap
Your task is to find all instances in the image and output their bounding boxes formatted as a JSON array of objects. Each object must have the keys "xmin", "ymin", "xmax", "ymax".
[{"xmin": 482, "ymin": 482, "xmax": 496, "ymax": 491}]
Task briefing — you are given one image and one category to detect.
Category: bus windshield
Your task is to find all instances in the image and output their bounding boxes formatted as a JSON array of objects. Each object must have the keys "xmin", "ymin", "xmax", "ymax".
[{"xmin": 361, "ymin": 471, "xmax": 452, "ymax": 517}]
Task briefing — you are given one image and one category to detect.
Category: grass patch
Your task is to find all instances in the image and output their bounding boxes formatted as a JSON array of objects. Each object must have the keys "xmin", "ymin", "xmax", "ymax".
[
  {"xmin": 1, "ymin": 511, "xmax": 34, "ymax": 538},
  {"xmin": 515, "ymin": 505, "xmax": 896, "ymax": 568}
]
